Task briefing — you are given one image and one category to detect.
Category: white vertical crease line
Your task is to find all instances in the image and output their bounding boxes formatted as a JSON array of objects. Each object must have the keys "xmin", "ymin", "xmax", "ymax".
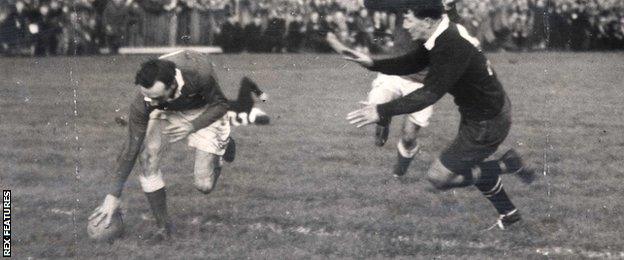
[{"xmin": 68, "ymin": 7, "xmax": 81, "ymax": 252}]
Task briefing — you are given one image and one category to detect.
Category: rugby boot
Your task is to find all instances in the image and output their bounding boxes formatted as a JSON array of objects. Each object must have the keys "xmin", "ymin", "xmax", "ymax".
[
  {"xmin": 487, "ymin": 209, "xmax": 522, "ymax": 230},
  {"xmin": 144, "ymin": 222, "xmax": 172, "ymax": 245},
  {"xmin": 501, "ymin": 149, "xmax": 535, "ymax": 184},
  {"xmin": 392, "ymin": 152, "xmax": 413, "ymax": 178}
]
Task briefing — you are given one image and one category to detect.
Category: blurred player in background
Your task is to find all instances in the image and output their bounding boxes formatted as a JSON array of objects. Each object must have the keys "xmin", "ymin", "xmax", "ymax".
[
  {"xmin": 327, "ymin": 31, "xmax": 433, "ymax": 178},
  {"xmin": 89, "ymin": 50, "xmax": 235, "ymax": 241},
  {"xmin": 344, "ymin": 0, "xmax": 535, "ymax": 229}
]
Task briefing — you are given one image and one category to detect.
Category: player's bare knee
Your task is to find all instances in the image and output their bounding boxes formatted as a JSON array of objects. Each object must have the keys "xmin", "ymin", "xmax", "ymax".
[
  {"xmin": 193, "ymin": 151, "xmax": 221, "ymax": 195},
  {"xmin": 193, "ymin": 168, "xmax": 216, "ymax": 194},
  {"xmin": 194, "ymin": 180, "xmax": 215, "ymax": 194},
  {"xmin": 195, "ymin": 183, "xmax": 214, "ymax": 194}
]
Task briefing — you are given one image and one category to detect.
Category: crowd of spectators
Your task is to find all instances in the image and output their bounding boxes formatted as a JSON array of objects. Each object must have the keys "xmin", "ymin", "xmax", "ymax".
[
  {"xmin": 0, "ymin": 0, "xmax": 623, "ymax": 56},
  {"xmin": 457, "ymin": 0, "xmax": 624, "ymax": 51}
]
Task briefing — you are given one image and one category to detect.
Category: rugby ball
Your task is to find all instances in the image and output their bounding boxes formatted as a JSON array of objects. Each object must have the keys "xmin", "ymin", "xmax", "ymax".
[{"xmin": 87, "ymin": 212, "xmax": 124, "ymax": 241}]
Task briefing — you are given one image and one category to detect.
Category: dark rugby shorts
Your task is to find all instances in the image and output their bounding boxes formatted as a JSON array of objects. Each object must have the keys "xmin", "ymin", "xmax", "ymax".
[{"xmin": 439, "ymin": 97, "xmax": 512, "ymax": 176}]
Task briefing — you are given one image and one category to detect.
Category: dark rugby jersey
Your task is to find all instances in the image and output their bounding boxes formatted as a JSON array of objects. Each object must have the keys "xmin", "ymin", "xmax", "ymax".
[
  {"xmin": 373, "ymin": 17, "xmax": 507, "ymax": 121},
  {"xmin": 111, "ymin": 51, "xmax": 228, "ymax": 193},
  {"xmin": 133, "ymin": 68, "xmax": 229, "ymax": 130},
  {"xmin": 383, "ymin": 7, "xmax": 462, "ymax": 83}
]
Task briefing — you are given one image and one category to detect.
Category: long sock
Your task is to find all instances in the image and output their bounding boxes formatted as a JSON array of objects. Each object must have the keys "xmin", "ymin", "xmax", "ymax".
[
  {"xmin": 393, "ymin": 141, "xmax": 420, "ymax": 176},
  {"xmin": 475, "ymin": 161, "xmax": 516, "ymax": 215},
  {"xmin": 145, "ymin": 187, "xmax": 170, "ymax": 230}
]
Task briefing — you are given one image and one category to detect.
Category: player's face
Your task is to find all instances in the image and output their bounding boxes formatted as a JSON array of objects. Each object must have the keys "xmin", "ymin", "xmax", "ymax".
[
  {"xmin": 402, "ymin": 10, "xmax": 430, "ymax": 41},
  {"xmin": 140, "ymin": 81, "xmax": 174, "ymax": 106}
]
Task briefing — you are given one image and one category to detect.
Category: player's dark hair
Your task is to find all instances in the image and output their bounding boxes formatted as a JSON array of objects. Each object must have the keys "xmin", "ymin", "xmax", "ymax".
[
  {"xmin": 135, "ymin": 59, "xmax": 176, "ymax": 89},
  {"xmin": 410, "ymin": 4, "xmax": 444, "ymax": 19},
  {"xmin": 364, "ymin": 0, "xmax": 444, "ymax": 19}
]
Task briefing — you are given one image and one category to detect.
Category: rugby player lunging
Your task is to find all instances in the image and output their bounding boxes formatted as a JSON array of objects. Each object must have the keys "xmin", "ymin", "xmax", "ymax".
[
  {"xmin": 89, "ymin": 50, "xmax": 235, "ymax": 240},
  {"xmin": 325, "ymin": 0, "xmax": 461, "ymax": 178},
  {"xmin": 345, "ymin": 1, "xmax": 535, "ymax": 229}
]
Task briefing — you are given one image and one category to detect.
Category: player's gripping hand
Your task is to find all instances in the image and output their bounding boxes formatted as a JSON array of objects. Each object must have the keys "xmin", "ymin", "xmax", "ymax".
[
  {"xmin": 346, "ymin": 101, "xmax": 380, "ymax": 128},
  {"xmin": 88, "ymin": 194, "xmax": 121, "ymax": 228},
  {"xmin": 164, "ymin": 122, "xmax": 194, "ymax": 143}
]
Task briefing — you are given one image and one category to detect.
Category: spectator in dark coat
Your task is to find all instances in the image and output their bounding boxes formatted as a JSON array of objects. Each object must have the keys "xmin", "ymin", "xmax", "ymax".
[
  {"xmin": 264, "ymin": 10, "xmax": 286, "ymax": 52},
  {"xmin": 286, "ymin": 13, "xmax": 305, "ymax": 53},
  {"xmin": 66, "ymin": 5, "xmax": 100, "ymax": 55},
  {"xmin": 217, "ymin": 15, "xmax": 244, "ymax": 53},
  {"xmin": 34, "ymin": 4, "xmax": 62, "ymax": 56},
  {"xmin": 244, "ymin": 15, "xmax": 264, "ymax": 52},
  {"xmin": 126, "ymin": 1, "xmax": 145, "ymax": 47},
  {"xmin": 102, "ymin": 0, "xmax": 130, "ymax": 54},
  {"xmin": 529, "ymin": 0, "xmax": 547, "ymax": 50},
  {"xmin": 305, "ymin": 11, "xmax": 331, "ymax": 53},
  {"xmin": 3, "ymin": 1, "xmax": 35, "ymax": 54},
  {"xmin": 569, "ymin": 5, "xmax": 591, "ymax": 51},
  {"xmin": 0, "ymin": 5, "xmax": 25, "ymax": 54},
  {"xmin": 547, "ymin": 3, "xmax": 570, "ymax": 50},
  {"xmin": 354, "ymin": 8, "xmax": 374, "ymax": 52},
  {"xmin": 372, "ymin": 11, "xmax": 389, "ymax": 53}
]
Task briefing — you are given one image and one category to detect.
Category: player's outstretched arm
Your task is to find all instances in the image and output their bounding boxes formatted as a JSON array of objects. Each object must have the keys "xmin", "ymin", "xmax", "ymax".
[
  {"xmin": 90, "ymin": 95, "xmax": 148, "ymax": 228},
  {"xmin": 377, "ymin": 39, "xmax": 472, "ymax": 118},
  {"xmin": 368, "ymin": 43, "xmax": 430, "ymax": 75},
  {"xmin": 326, "ymin": 32, "xmax": 374, "ymax": 67},
  {"xmin": 326, "ymin": 32, "xmax": 430, "ymax": 74},
  {"xmin": 110, "ymin": 94, "xmax": 149, "ymax": 197}
]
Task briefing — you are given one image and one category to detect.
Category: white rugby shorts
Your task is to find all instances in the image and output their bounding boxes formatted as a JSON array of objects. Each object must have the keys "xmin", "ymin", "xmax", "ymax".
[
  {"xmin": 369, "ymin": 73, "xmax": 433, "ymax": 127},
  {"xmin": 150, "ymin": 107, "xmax": 231, "ymax": 155}
]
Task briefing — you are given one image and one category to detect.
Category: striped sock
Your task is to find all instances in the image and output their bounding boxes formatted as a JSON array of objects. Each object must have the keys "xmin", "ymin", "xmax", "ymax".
[{"xmin": 475, "ymin": 162, "xmax": 517, "ymax": 215}]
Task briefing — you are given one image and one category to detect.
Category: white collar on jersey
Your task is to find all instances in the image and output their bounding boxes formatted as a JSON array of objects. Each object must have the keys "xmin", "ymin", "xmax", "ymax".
[
  {"xmin": 143, "ymin": 68, "xmax": 184, "ymax": 102},
  {"xmin": 424, "ymin": 14, "xmax": 450, "ymax": 51},
  {"xmin": 172, "ymin": 68, "xmax": 184, "ymax": 99}
]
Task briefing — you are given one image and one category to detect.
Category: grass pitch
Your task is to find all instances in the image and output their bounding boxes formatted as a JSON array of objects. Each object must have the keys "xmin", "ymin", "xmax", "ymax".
[{"xmin": 2, "ymin": 52, "xmax": 624, "ymax": 258}]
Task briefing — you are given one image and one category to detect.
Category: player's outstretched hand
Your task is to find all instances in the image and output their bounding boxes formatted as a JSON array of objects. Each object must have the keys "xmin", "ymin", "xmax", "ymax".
[
  {"xmin": 341, "ymin": 50, "xmax": 373, "ymax": 68},
  {"xmin": 88, "ymin": 194, "xmax": 120, "ymax": 228},
  {"xmin": 326, "ymin": 32, "xmax": 373, "ymax": 67},
  {"xmin": 346, "ymin": 101, "xmax": 380, "ymax": 128},
  {"xmin": 164, "ymin": 122, "xmax": 194, "ymax": 143},
  {"xmin": 342, "ymin": 50, "xmax": 374, "ymax": 68}
]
